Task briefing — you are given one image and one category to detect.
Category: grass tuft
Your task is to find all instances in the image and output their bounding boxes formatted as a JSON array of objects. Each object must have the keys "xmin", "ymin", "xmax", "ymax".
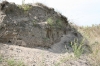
[
  {"xmin": 7, "ymin": 59, "xmax": 25, "ymax": 66},
  {"xmin": 71, "ymin": 39, "xmax": 84, "ymax": 58}
]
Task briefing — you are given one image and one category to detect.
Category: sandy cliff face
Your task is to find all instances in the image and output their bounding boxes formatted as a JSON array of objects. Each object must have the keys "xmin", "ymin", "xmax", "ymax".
[{"xmin": 0, "ymin": 1, "xmax": 82, "ymax": 48}]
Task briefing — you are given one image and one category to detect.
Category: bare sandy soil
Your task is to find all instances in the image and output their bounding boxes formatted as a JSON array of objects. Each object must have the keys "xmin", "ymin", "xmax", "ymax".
[{"xmin": 0, "ymin": 43, "xmax": 91, "ymax": 66}]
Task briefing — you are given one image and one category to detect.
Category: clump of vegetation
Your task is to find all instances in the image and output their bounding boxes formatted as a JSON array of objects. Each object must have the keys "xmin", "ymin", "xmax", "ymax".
[
  {"xmin": 21, "ymin": 4, "xmax": 32, "ymax": 11},
  {"xmin": 7, "ymin": 59, "xmax": 25, "ymax": 66},
  {"xmin": 18, "ymin": 4, "xmax": 32, "ymax": 12},
  {"xmin": 47, "ymin": 17, "xmax": 54, "ymax": 26},
  {"xmin": 0, "ymin": 55, "xmax": 3, "ymax": 62},
  {"xmin": 47, "ymin": 17, "xmax": 63, "ymax": 29},
  {"xmin": 18, "ymin": 0, "xmax": 32, "ymax": 12},
  {"xmin": 7, "ymin": 59, "xmax": 16, "ymax": 66},
  {"xmin": 71, "ymin": 39, "xmax": 84, "ymax": 58},
  {"xmin": 0, "ymin": 54, "xmax": 25, "ymax": 66}
]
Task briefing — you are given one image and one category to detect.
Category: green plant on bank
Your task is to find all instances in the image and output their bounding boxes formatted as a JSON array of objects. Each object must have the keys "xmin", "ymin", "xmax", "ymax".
[
  {"xmin": 71, "ymin": 39, "xmax": 84, "ymax": 58},
  {"xmin": 55, "ymin": 19, "xmax": 63, "ymax": 28},
  {"xmin": 22, "ymin": 4, "xmax": 32, "ymax": 11},
  {"xmin": 7, "ymin": 59, "xmax": 25, "ymax": 66},
  {"xmin": 18, "ymin": 0, "xmax": 31, "ymax": 12},
  {"xmin": 47, "ymin": 17, "xmax": 54, "ymax": 26},
  {"xmin": 0, "ymin": 55, "xmax": 3, "ymax": 62},
  {"xmin": 47, "ymin": 17, "xmax": 63, "ymax": 28},
  {"xmin": 7, "ymin": 59, "xmax": 16, "ymax": 66},
  {"xmin": 18, "ymin": 4, "xmax": 32, "ymax": 12},
  {"xmin": 17, "ymin": 61, "xmax": 25, "ymax": 66},
  {"xmin": 42, "ymin": 37, "xmax": 50, "ymax": 41}
]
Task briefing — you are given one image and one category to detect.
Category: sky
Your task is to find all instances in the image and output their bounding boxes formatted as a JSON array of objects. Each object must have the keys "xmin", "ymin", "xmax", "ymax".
[{"xmin": 1, "ymin": 0, "xmax": 100, "ymax": 26}]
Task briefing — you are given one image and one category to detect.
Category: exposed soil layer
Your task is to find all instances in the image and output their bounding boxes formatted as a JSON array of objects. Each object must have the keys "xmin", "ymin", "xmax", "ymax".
[{"xmin": 0, "ymin": 1, "xmax": 83, "ymax": 49}]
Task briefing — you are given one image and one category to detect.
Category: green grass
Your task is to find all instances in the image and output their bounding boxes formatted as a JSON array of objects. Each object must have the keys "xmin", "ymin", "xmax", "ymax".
[
  {"xmin": 47, "ymin": 17, "xmax": 63, "ymax": 29},
  {"xmin": 22, "ymin": 4, "xmax": 32, "ymax": 11},
  {"xmin": 47, "ymin": 17, "xmax": 54, "ymax": 26},
  {"xmin": 7, "ymin": 59, "xmax": 16, "ymax": 66},
  {"xmin": 71, "ymin": 39, "xmax": 84, "ymax": 58},
  {"xmin": 18, "ymin": 0, "xmax": 32, "ymax": 12},
  {"xmin": 7, "ymin": 59, "xmax": 25, "ymax": 66},
  {"xmin": 0, "ymin": 55, "xmax": 3, "ymax": 62}
]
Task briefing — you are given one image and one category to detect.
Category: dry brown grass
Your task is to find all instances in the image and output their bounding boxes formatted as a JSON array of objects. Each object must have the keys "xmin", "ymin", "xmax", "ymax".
[{"xmin": 73, "ymin": 24, "xmax": 100, "ymax": 66}]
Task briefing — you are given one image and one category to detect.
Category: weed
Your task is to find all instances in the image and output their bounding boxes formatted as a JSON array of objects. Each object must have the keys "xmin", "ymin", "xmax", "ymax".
[
  {"xmin": 71, "ymin": 39, "xmax": 84, "ymax": 58},
  {"xmin": 22, "ymin": 4, "xmax": 32, "ymax": 11},
  {"xmin": 0, "ymin": 55, "xmax": 3, "ymax": 62},
  {"xmin": 7, "ymin": 59, "xmax": 25, "ymax": 66},
  {"xmin": 17, "ymin": 61, "xmax": 25, "ymax": 66},
  {"xmin": 18, "ymin": 0, "xmax": 32, "ymax": 12},
  {"xmin": 54, "ymin": 62, "xmax": 61, "ymax": 66},
  {"xmin": 7, "ymin": 59, "xmax": 16, "ymax": 66},
  {"xmin": 47, "ymin": 17, "xmax": 63, "ymax": 29},
  {"xmin": 55, "ymin": 19, "xmax": 63, "ymax": 28},
  {"xmin": 47, "ymin": 17, "xmax": 54, "ymax": 26}
]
